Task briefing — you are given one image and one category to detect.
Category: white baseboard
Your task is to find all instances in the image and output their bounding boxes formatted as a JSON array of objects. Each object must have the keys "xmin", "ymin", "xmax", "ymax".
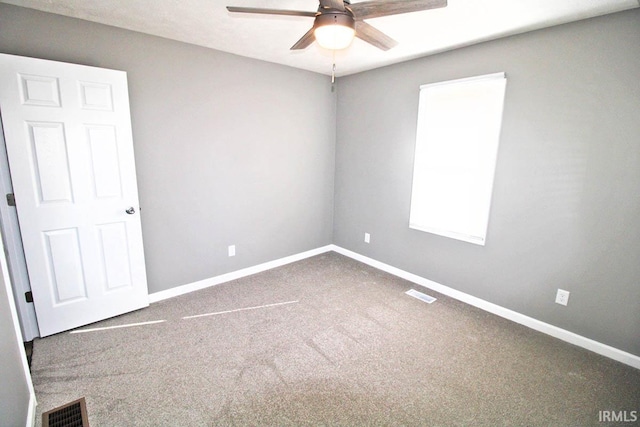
[
  {"xmin": 148, "ymin": 245, "xmax": 333, "ymax": 303},
  {"xmin": 330, "ymin": 245, "xmax": 640, "ymax": 370}
]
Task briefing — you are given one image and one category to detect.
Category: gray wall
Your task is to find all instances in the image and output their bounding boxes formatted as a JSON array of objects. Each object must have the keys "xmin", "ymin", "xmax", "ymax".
[
  {"xmin": 334, "ymin": 9, "xmax": 640, "ymax": 357},
  {"xmin": 0, "ymin": 3, "xmax": 336, "ymax": 293},
  {"xmin": 0, "ymin": 230, "xmax": 32, "ymax": 425}
]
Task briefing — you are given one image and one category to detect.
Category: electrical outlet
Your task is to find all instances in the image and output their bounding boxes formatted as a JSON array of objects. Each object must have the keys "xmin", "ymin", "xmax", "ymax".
[
  {"xmin": 555, "ymin": 289, "xmax": 570, "ymax": 306},
  {"xmin": 364, "ymin": 232, "xmax": 371, "ymax": 243},
  {"xmin": 228, "ymin": 245, "xmax": 236, "ymax": 257}
]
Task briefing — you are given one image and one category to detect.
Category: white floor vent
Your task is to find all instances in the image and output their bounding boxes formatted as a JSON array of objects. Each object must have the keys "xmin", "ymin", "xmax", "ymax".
[{"xmin": 406, "ymin": 289, "xmax": 437, "ymax": 304}]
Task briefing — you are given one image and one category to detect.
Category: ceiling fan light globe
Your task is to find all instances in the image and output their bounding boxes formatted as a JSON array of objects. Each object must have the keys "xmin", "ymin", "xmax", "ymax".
[
  {"xmin": 313, "ymin": 13, "xmax": 356, "ymax": 50},
  {"xmin": 314, "ymin": 25, "xmax": 355, "ymax": 50}
]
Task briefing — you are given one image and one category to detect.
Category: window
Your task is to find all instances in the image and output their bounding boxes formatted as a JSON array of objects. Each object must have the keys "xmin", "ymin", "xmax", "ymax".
[{"xmin": 409, "ymin": 72, "xmax": 507, "ymax": 245}]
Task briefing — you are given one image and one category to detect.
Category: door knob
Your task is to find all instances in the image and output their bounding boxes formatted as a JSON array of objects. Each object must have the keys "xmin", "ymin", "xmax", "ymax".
[{"xmin": 125, "ymin": 207, "xmax": 136, "ymax": 214}]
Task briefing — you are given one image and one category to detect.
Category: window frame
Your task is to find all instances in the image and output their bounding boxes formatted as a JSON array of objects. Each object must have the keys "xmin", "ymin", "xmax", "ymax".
[{"xmin": 409, "ymin": 72, "xmax": 507, "ymax": 246}]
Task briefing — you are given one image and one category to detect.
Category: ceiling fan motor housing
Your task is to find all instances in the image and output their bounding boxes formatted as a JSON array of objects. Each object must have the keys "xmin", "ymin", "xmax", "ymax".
[{"xmin": 314, "ymin": 11, "xmax": 355, "ymax": 31}]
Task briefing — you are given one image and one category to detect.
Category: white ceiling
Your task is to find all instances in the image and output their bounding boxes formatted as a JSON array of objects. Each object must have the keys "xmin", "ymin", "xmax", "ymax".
[{"xmin": 2, "ymin": 0, "xmax": 638, "ymax": 76}]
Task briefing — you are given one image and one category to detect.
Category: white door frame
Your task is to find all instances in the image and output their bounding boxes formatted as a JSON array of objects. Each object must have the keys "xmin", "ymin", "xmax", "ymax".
[
  {"xmin": 0, "ymin": 116, "xmax": 39, "ymax": 342},
  {"xmin": 0, "ymin": 226, "xmax": 37, "ymax": 427}
]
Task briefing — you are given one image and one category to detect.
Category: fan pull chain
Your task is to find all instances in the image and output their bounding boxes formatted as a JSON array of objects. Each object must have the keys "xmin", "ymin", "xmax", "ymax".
[
  {"xmin": 332, "ymin": 48, "xmax": 337, "ymax": 84},
  {"xmin": 331, "ymin": 49, "xmax": 337, "ymax": 92},
  {"xmin": 331, "ymin": 63, "xmax": 336, "ymax": 92}
]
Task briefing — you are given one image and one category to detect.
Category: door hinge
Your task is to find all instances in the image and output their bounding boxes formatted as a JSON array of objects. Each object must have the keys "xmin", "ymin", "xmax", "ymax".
[
  {"xmin": 25, "ymin": 291, "xmax": 33, "ymax": 303},
  {"xmin": 6, "ymin": 193, "xmax": 16, "ymax": 206}
]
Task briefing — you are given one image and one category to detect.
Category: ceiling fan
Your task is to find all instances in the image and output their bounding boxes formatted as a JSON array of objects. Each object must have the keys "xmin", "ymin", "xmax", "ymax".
[{"xmin": 227, "ymin": 0, "xmax": 448, "ymax": 51}]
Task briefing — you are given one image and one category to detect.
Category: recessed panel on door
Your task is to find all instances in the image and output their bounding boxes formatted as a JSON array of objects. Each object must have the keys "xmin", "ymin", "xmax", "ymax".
[
  {"xmin": 86, "ymin": 125, "xmax": 122, "ymax": 199},
  {"xmin": 97, "ymin": 222, "xmax": 132, "ymax": 291},
  {"xmin": 79, "ymin": 81, "xmax": 113, "ymax": 111},
  {"xmin": 19, "ymin": 74, "xmax": 61, "ymax": 107},
  {"xmin": 44, "ymin": 228, "xmax": 87, "ymax": 304},
  {"xmin": 27, "ymin": 121, "xmax": 73, "ymax": 204}
]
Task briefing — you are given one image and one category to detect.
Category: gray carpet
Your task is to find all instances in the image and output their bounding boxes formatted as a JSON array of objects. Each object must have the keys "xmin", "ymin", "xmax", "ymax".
[{"xmin": 31, "ymin": 252, "xmax": 640, "ymax": 426}]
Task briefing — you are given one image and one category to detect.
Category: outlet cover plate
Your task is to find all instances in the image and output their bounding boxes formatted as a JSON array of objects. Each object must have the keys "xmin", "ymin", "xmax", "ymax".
[{"xmin": 555, "ymin": 289, "xmax": 570, "ymax": 306}]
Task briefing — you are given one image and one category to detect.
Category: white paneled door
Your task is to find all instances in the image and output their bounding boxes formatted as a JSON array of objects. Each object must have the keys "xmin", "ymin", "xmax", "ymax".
[{"xmin": 0, "ymin": 54, "xmax": 149, "ymax": 337}]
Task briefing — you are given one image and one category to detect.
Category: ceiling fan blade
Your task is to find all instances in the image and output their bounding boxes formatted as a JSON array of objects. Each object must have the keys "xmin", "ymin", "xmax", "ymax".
[
  {"xmin": 320, "ymin": 0, "xmax": 345, "ymax": 11},
  {"xmin": 226, "ymin": 6, "xmax": 317, "ymax": 18},
  {"xmin": 349, "ymin": 0, "xmax": 446, "ymax": 20},
  {"xmin": 355, "ymin": 21, "xmax": 398, "ymax": 51},
  {"xmin": 290, "ymin": 27, "xmax": 316, "ymax": 50}
]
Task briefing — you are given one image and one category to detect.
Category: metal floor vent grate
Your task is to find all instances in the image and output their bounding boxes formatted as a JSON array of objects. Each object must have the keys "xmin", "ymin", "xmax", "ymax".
[
  {"xmin": 42, "ymin": 397, "xmax": 89, "ymax": 427},
  {"xmin": 406, "ymin": 289, "xmax": 437, "ymax": 304}
]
